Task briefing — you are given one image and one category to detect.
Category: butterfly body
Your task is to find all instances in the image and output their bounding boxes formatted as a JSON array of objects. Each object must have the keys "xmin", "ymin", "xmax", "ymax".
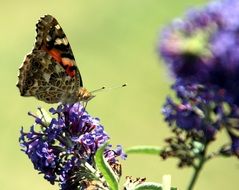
[{"xmin": 17, "ymin": 15, "xmax": 93, "ymax": 103}]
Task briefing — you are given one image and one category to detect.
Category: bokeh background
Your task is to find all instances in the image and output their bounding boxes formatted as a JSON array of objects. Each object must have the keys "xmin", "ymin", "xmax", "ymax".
[{"xmin": 1, "ymin": 0, "xmax": 238, "ymax": 189}]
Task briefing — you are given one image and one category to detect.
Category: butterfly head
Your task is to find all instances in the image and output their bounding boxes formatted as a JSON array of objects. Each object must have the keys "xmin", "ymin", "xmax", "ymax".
[{"xmin": 78, "ymin": 87, "xmax": 95, "ymax": 102}]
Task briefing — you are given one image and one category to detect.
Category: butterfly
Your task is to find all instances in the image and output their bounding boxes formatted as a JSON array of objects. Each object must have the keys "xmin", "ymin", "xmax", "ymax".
[{"xmin": 17, "ymin": 15, "xmax": 94, "ymax": 104}]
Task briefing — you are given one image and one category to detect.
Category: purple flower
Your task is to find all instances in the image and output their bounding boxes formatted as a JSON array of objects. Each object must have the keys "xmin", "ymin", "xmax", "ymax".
[
  {"xmin": 231, "ymin": 136, "xmax": 239, "ymax": 157},
  {"xmin": 159, "ymin": 0, "xmax": 239, "ymax": 161},
  {"xmin": 19, "ymin": 103, "xmax": 125, "ymax": 189},
  {"xmin": 162, "ymin": 81, "xmax": 221, "ymax": 142},
  {"xmin": 161, "ymin": 80, "xmax": 239, "ymax": 165},
  {"xmin": 105, "ymin": 145, "xmax": 127, "ymax": 162},
  {"xmin": 158, "ymin": 0, "xmax": 239, "ymax": 105},
  {"xmin": 227, "ymin": 128, "xmax": 239, "ymax": 157}
]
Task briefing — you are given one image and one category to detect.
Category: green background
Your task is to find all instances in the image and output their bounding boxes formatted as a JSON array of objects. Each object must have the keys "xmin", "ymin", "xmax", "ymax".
[{"xmin": 0, "ymin": 0, "xmax": 238, "ymax": 189}]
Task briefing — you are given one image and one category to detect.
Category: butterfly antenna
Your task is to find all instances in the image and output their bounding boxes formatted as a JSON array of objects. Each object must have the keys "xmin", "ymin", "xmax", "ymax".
[
  {"xmin": 90, "ymin": 83, "xmax": 127, "ymax": 94},
  {"xmin": 83, "ymin": 84, "xmax": 127, "ymax": 109},
  {"xmin": 90, "ymin": 86, "xmax": 106, "ymax": 94},
  {"xmin": 106, "ymin": 83, "xmax": 127, "ymax": 91}
]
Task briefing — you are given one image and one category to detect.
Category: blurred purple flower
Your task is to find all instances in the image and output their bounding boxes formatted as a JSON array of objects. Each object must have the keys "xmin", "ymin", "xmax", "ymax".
[
  {"xmin": 231, "ymin": 136, "xmax": 239, "ymax": 157},
  {"xmin": 159, "ymin": 0, "xmax": 239, "ymax": 161},
  {"xmin": 158, "ymin": 0, "xmax": 239, "ymax": 105},
  {"xmin": 162, "ymin": 81, "xmax": 222, "ymax": 142}
]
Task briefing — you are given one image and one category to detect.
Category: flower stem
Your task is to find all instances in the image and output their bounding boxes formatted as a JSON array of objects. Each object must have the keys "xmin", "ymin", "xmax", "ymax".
[{"xmin": 187, "ymin": 148, "xmax": 207, "ymax": 190}]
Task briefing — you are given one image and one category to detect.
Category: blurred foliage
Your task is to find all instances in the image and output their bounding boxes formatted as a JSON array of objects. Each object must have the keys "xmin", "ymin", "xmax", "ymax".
[{"xmin": 0, "ymin": 0, "xmax": 238, "ymax": 189}]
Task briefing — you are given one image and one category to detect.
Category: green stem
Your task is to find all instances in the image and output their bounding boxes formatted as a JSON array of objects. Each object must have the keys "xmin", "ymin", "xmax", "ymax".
[{"xmin": 187, "ymin": 148, "xmax": 207, "ymax": 190}]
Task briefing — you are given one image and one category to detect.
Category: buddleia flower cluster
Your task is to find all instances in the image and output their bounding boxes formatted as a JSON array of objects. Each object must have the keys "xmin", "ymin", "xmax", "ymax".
[
  {"xmin": 19, "ymin": 103, "xmax": 126, "ymax": 190},
  {"xmin": 158, "ymin": 0, "xmax": 239, "ymax": 167}
]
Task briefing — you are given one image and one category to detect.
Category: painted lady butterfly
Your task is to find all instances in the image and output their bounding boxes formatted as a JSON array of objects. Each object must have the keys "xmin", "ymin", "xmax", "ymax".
[{"xmin": 17, "ymin": 15, "xmax": 94, "ymax": 104}]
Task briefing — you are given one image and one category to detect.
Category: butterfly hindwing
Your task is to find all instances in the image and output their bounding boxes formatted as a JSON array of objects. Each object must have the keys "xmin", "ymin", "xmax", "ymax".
[{"xmin": 18, "ymin": 50, "xmax": 81, "ymax": 103}]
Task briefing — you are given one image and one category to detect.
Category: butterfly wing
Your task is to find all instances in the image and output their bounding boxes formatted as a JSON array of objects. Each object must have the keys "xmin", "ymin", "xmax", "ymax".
[{"xmin": 17, "ymin": 15, "xmax": 83, "ymax": 103}]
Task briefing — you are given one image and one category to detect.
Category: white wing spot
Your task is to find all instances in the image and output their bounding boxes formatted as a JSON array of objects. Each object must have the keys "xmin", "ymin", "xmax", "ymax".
[
  {"xmin": 62, "ymin": 38, "xmax": 68, "ymax": 45},
  {"xmin": 54, "ymin": 38, "xmax": 68, "ymax": 45},
  {"xmin": 55, "ymin": 38, "xmax": 62, "ymax": 45},
  {"xmin": 55, "ymin": 24, "xmax": 61, "ymax": 30},
  {"xmin": 46, "ymin": 35, "xmax": 52, "ymax": 41}
]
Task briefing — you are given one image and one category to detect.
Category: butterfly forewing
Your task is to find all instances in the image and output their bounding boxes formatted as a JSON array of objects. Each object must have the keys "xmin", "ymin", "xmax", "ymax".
[{"xmin": 17, "ymin": 15, "xmax": 88, "ymax": 104}]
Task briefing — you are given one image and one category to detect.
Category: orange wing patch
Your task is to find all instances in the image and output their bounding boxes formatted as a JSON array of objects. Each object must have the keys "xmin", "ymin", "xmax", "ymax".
[
  {"xmin": 48, "ymin": 49, "xmax": 62, "ymax": 63},
  {"xmin": 62, "ymin": 57, "xmax": 76, "ymax": 77},
  {"xmin": 47, "ymin": 49, "xmax": 76, "ymax": 77}
]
